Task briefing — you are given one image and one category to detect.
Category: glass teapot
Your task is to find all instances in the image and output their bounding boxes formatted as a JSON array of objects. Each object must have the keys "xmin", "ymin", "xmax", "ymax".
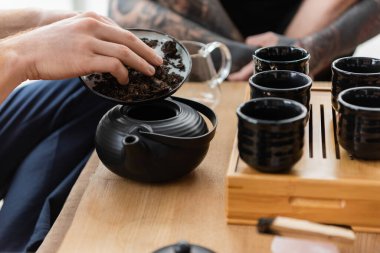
[{"xmin": 180, "ymin": 41, "xmax": 232, "ymax": 108}]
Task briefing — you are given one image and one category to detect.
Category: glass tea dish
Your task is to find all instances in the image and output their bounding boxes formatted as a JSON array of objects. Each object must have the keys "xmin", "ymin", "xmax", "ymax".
[{"xmin": 80, "ymin": 29, "xmax": 192, "ymax": 104}]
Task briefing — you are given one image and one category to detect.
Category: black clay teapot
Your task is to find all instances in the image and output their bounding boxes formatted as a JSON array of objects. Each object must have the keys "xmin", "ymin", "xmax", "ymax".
[{"xmin": 95, "ymin": 97, "xmax": 217, "ymax": 182}]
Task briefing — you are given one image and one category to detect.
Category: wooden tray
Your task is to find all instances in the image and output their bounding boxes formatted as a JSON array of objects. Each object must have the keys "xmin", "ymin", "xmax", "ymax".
[{"xmin": 226, "ymin": 83, "xmax": 380, "ymax": 233}]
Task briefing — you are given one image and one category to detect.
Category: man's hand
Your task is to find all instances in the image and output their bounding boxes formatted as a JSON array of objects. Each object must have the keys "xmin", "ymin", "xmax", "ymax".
[
  {"xmin": 0, "ymin": 11, "xmax": 164, "ymax": 104},
  {"xmin": 229, "ymin": 32, "xmax": 297, "ymax": 81},
  {"xmin": 1, "ymin": 11, "xmax": 163, "ymax": 86}
]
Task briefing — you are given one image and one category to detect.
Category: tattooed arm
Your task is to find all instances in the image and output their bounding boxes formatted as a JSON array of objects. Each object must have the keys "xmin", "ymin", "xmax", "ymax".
[
  {"xmin": 285, "ymin": 0, "xmax": 358, "ymax": 38},
  {"xmin": 109, "ymin": 0, "xmax": 255, "ymax": 72},
  {"xmin": 230, "ymin": 0, "xmax": 380, "ymax": 80},
  {"xmin": 153, "ymin": 0, "xmax": 243, "ymax": 41},
  {"xmin": 299, "ymin": 0, "xmax": 380, "ymax": 75}
]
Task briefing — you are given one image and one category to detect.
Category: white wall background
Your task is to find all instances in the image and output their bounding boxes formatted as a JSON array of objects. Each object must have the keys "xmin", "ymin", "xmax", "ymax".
[
  {"xmin": 0, "ymin": 0, "xmax": 108, "ymax": 15},
  {"xmin": 354, "ymin": 34, "xmax": 380, "ymax": 58}
]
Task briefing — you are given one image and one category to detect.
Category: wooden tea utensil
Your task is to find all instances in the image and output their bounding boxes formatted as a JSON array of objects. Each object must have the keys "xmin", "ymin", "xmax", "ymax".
[{"xmin": 258, "ymin": 216, "xmax": 356, "ymax": 245}]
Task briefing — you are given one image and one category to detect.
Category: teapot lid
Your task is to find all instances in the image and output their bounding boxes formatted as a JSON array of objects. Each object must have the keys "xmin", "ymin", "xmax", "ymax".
[
  {"xmin": 153, "ymin": 241, "xmax": 215, "ymax": 253},
  {"xmin": 80, "ymin": 29, "xmax": 192, "ymax": 105}
]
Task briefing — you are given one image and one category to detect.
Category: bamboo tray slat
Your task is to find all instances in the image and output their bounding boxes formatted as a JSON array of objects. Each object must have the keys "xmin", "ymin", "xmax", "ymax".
[{"xmin": 226, "ymin": 83, "xmax": 380, "ymax": 233}]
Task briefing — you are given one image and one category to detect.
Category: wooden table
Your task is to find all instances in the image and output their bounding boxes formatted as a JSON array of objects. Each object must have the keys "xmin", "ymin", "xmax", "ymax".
[{"xmin": 37, "ymin": 82, "xmax": 380, "ymax": 253}]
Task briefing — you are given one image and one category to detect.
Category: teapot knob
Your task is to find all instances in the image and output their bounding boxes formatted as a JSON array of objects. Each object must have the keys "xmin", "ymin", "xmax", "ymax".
[
  {"xmin": 137, "ymin": 124, "xmax": 153, "ymax": 133},
  {"xmin": 153, "ymin": 240, "xmax": 215, "ymax": 253},
  {"xmin": 128, "ymin": 124, "xmax": 153, "ymax": 135},
  {"xmin": 174, "ymin": 241, "xmax": 191, "ymax": 253}
]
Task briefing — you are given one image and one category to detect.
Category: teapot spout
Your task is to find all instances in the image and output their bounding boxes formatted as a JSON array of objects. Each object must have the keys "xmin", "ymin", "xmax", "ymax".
[
  {"xmin": 121, "ymin": 134, "xmax": 151, "ymax": 180},
  {"xmin": 122, "ymin": 125, "xmax": 153, "ymax": 159}
]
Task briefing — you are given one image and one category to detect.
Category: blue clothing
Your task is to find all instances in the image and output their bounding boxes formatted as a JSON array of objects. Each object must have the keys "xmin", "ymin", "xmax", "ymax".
[{"xmin": 0, "ymin": 79, "xmax": 115, "ymax": 252}]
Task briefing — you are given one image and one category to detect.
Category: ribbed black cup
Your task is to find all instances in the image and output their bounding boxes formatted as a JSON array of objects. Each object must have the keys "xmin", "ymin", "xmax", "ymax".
[
  {"xmin": 332, "ymin": 57, "xmax": 380, "ymax": 110},
  {"xmin": 249, "ymin": 70, "xmax": 312, "ymax": 110},
  {"xmin": 338, "ymin": 87, "xmax": 380, "ymax": 160},
  {"xmin": 237, "ymin": 98, "xmax": 308, "ymax": 173},
  {"xmin": 253, "ymin": 46, "xmax": 310, "ymax": 74}
]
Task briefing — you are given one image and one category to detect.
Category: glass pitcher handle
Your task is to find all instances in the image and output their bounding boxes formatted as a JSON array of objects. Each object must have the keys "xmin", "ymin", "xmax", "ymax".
[{"xmin": 199, "ymin": 42, "xmax": 232, "ymax": 88}]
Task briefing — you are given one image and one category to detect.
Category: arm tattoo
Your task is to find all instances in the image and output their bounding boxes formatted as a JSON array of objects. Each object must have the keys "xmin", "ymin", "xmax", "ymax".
[
  {"xmin": 110, "ymin": 0, "xmax": 255, "ymax": 71},
  {"xmin": 153, "ymin": 0, "xmax": 243, "ymax": 41},
  {"xmin": 299, "ymin": 0, "xmax": 380, "ymax": 75}
]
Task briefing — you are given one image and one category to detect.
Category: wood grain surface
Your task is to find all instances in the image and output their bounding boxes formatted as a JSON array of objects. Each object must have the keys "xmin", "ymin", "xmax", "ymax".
[{"xmin": 37, "ymin": 82, "xmax": 380, "ymax": 253}]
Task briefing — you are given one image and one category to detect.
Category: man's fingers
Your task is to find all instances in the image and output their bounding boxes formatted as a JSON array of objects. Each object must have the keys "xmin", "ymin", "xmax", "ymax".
[
  {"xmin": 93, "ymin": 23, "xmax": 163, "ymax": 66},
  {"xmin": 65, "ymin": 12, "xmax": 163, "ymax": 79},
  {"xmin": 228, "ymin": 62, "xmax": 254, "ymax": 81},
  {"xmin": 97, "ymin": 15, "xmax": 118, "ymax": 26},
  {"xmin": 123, "ymin": 30, "xmax": 163, "ymax": 66},
  {"xmin": 120, "ymin": 30, "xmax": 164, "ymax": 66},
  {"xmin": 74, "ymin": 12, "xmax": 163, "ymax": 67},
  {"xmin": 88, "ymin": 55, "xmax": 129, "ymax": 84},
  {"xmin": 93, "ymin": 40, "xmax": 156, "ymax": 76}
]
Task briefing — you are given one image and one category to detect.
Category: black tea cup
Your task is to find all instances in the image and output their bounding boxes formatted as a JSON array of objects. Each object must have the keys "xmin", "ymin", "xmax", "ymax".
[
  {"xmin": 253, "ymin": 46, "xmax": 310, "ymax": 74},
  {"xmin": 332, "ymin": 56, "xmax": 380, "ymax": 110},
  {"xmin": 338, "ymin": 87, "xmax": 380, "ymax": 160},
  {"xmin": 249, "ymin": 70, "xmax": 312, "ymax": 110},
  {"xmin": 237, "ymin": 98, "xmax": 308, "ymax": 173}
]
